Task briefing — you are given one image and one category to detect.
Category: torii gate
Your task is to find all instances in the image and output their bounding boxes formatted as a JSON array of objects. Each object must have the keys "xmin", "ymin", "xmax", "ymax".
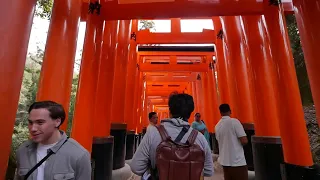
[{"xmin": 1, "ymin": 0, "xmax": 320, "ymax": 179}]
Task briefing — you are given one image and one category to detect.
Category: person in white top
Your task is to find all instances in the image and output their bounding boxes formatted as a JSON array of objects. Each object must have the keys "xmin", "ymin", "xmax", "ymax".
[
  {"xmin": 215, "ymin": 104, "xmax": 248, "ymax": 180},
  {"xmin": 146, "ymin": 112, "xmax": 158, "ymax": 131},
  {"xmin": 143, "ymin": 112, "xmax": 159, "ymax": 180}
]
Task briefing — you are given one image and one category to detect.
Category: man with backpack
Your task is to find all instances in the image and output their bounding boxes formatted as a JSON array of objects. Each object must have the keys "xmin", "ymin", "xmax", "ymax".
[{"xmin": 130, "ymin": 93, "xmax": 214, "ymax": 180}]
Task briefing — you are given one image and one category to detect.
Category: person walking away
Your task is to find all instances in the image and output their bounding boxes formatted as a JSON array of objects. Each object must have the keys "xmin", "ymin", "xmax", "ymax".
[
  {"xmin": 130, "ymin": 93, "xmax": 214, "ymax": 180},
  {"xmin": 14, "ymin": 101, "xmax": 91, "ymax": 180},
  {"xmin": 192, "ymin": 113, "xmax": 211, "ymax": 146},
  {"xmin": 215, "ymin": 104, "xmax": 248, "ymax": 180}
]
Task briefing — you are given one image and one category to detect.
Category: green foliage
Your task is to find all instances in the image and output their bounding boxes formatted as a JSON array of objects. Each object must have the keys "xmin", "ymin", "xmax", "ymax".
[
  {"xmin": 36, "ymin": 0, "xmax": 54, "ymax": 19},
  {"xmin": 15, "ymin": 48, "xmax": 43, "ymax": 126},
  {"xmin": 285, "ymin": 15, "xmax": 313, "ymax": 105},
  {"xmin": 67, "ymin": 74, "xmax": 79, "ymax": 136},
  {"xmin": 139, "ymin": 20, "xmax": 156, "ymax": 31}
]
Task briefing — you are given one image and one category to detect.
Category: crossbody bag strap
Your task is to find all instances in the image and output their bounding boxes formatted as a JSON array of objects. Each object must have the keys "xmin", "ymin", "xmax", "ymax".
[{"xmin": 24, "ymin": 137, "xmax": 69, "ymax": 180}]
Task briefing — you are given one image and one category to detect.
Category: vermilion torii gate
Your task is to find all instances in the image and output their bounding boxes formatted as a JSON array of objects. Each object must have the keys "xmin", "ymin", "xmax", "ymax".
[{"xmin": 1, "ymin": 0, "xmax": 320, "ymax": 179}]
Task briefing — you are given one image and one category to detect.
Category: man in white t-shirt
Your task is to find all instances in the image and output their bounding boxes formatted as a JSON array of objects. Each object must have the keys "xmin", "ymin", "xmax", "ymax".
[
  {"xmin": 215, "ymin": 104, "xmax": 248, "ymax": 180},
  {"xmin": 146, "ymin": 112, "xmax": 158, "ymax": 131},
  {"xmin": 142, "ymin": 112, "xmax": 159, "ymax": 180}
]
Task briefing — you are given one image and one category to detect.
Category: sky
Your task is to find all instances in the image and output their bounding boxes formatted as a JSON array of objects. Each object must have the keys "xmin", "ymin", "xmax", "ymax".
[{"xmin": 27, "ymin": 18, "xmax": 214, "ymax": 60}]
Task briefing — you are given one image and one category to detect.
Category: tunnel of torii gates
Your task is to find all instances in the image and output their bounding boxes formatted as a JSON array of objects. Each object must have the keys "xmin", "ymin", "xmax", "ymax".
[{"xmin": 1, "ymin": 0, "xmax": 320, "ymax": 179}]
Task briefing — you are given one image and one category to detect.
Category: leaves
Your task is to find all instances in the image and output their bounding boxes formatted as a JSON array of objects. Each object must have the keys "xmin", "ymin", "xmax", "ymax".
[
  {"xmin": 139, "ymin": 20, "xmax": 156, "ymax": 31},
  {"xmin": 285, "ymin": 15, "xmax": 313, "ymax": 105},
  {"xmin": 36, "ymin": 0, "xmax": 54, "ymax": 19}
]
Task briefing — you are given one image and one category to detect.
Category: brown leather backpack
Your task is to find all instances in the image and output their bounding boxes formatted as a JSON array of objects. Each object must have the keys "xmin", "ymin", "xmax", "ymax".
[{"xmin": 151, "ymin": 125, "xmax": 205, "ymax": 180}]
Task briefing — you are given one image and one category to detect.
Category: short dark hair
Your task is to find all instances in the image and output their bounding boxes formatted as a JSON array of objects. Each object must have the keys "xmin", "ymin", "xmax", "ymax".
[
  {"xmin": 149, "ymin": 112, "xmax": 157, "ymax": 119},
  {"xmin": 28, "ymin": 101, "xmax": 66, "ymax": 127},
  {"xmin": 195, "ymin": 113, "xmax": 201, "ymax": 117},
  {"xmin": 219, "ymin": 104, "xmax": 231, "ymax": 113},
  {"xmin": 168, "ymin": 93, "xmax": 194, "ymax": 121}
]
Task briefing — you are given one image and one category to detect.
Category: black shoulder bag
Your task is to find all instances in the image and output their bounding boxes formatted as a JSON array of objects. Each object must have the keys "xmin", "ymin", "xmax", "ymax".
[{"xmin": 24, "ymin": 137, "xmax": 69, "ymax": 180}]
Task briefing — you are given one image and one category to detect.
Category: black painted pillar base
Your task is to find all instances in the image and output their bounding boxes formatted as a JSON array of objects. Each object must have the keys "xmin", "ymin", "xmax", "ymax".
[
  {"xmin": 210, "ymin": 133, "xmax": 219, "ymax": 154},
  {"xmin": 110, "ymin": 123, "xmax": 127, "ymax": 170},
  {"xmin": 242, "ymin": 123, "xmax": 255, "ymax": 171},
  {"xmin": 252, "ymin": 136, "xmax": 284, "ymax": 180},
  {"xmin": 125, "ymin": 130, "xmax": 135, "ymax": 160},
  {"xmin": 281, "ymin": 163, "xmax": 320, "ymax": 180},
  {"xmin": 91, "ymin": 136, "xmax": 114, "ymax": 180}
]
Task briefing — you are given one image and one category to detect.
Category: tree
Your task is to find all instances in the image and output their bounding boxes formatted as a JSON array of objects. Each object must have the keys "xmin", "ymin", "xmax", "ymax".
[
  {"xmin": 36, "ymin": 0, "xmax": 54, "ymax": 19},
  {"xmin": 285, "ymin": 14, "xmax": 313, "ymax": 105},
  {"xmin": 139, "ymin": 20, "xmax": 156, "ymax": 31}
]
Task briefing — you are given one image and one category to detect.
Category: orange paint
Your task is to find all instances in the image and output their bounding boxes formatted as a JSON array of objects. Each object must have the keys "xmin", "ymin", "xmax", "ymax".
[
  {"xmin": 142, "ymin": 87, "xmax": 148, "ymax": 128},
  {"xmin": 191, "ymin": 82, "xmax": 199, "ymax": 113},
  {"xmin": 293, "ymin": 0, "xmax": 320, "ymax": 127},
  {"xmin": 213, "ymin": 17, "xmax": 232, "ymax": 107},
  {"xmin": 80, "ymin": 1, "xmax": 294, "ymax": 20},
  {"xmin": 110, "ymin": 20, "xmax": 132, "ymax": 124},
  {"xmin": 207, "ymin": 60, "xmax": 220, "ymax": 129},
  {"xmin": 137, "ymin": 30, "xmax": 215, "ymax": 44},
  {"xmin": 242, "ymin": 15, "xmax": 280, "ymax": 136},
  {"xmin": 134, "ymin": 72, "xmax": 144, "ymax": 133},
  {"xmin": 3, "ymin": 0, "xmax": 316, "ymax": 176},
  {"xmin": 140, "ymin": 63, "xmax": 208, "ymax": 72},
  {"xmin": 263, "ymin": 0, "xmax": 313, "ymax": 166},
  {"xmin": 124, "ymin": 20, "xmax": 138, "ymax": 131},
  {"xmin": 201, "ymin": 72, "xmax": 214, "ymax": 132},
  {"xmin": 146, "ymin": 74, "xmax": 197, "ymax": 82},
  {"xmin": 93, "ymin": 21, "xmax": 119, "ymax": 137},
  {"xmin": 220, "ymin": 16, "xmax": 255, "ymax": 123},
  {"xmin": 71, "ymin": 14, "xmax": 103, "ymax": 152},
  {"xmin": 36, "ymin": 0, "xmax": 82, "ymax": 131},
  {"xmin": 100, "ymin": 0, "xmax": 263, "ymax": 20},
  {"xmin": 0, "ymin": 0, "xmax": 36, "ymax": 178},
  {"xmin": 195, "ymin": 78, "xmax": 204, "ymax": 117}
]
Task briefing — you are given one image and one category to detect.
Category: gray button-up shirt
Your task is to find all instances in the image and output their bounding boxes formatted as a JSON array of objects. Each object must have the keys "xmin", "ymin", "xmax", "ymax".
[{"xmin": 14, "ymin": 131, "xmax": 91, "ymax": 180}]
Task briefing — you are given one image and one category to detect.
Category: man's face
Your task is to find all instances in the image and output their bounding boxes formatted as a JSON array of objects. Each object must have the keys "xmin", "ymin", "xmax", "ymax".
[
  {"xmin": 195, "ymin": 114, "xmax": 201, "ymax": 121},
  {"xmin": 150, "ymin": 114, "xmax": 158, "ymax": 125},
  {"xmin": 28, "ymin": 108, "xmax": 60, "ymax": 144}
]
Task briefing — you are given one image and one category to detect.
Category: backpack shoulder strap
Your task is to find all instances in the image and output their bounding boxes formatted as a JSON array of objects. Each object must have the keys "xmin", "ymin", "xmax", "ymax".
[
  {"xmin": 187, "ymin": 129, "xmax": 198, "ymax": 144},
  {"xmin": 174, "ymin": 126, "xmax": 189, "ymax": 143},
  {"xmin": 155, "ymin": 125, "xmax": 169, "ymax": 141}
]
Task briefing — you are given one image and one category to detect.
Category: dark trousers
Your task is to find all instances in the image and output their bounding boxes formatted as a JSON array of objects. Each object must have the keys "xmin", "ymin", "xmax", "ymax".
[{"xmin": 222, "ymin": 165, "xmax": 248, "ymax": 180}]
